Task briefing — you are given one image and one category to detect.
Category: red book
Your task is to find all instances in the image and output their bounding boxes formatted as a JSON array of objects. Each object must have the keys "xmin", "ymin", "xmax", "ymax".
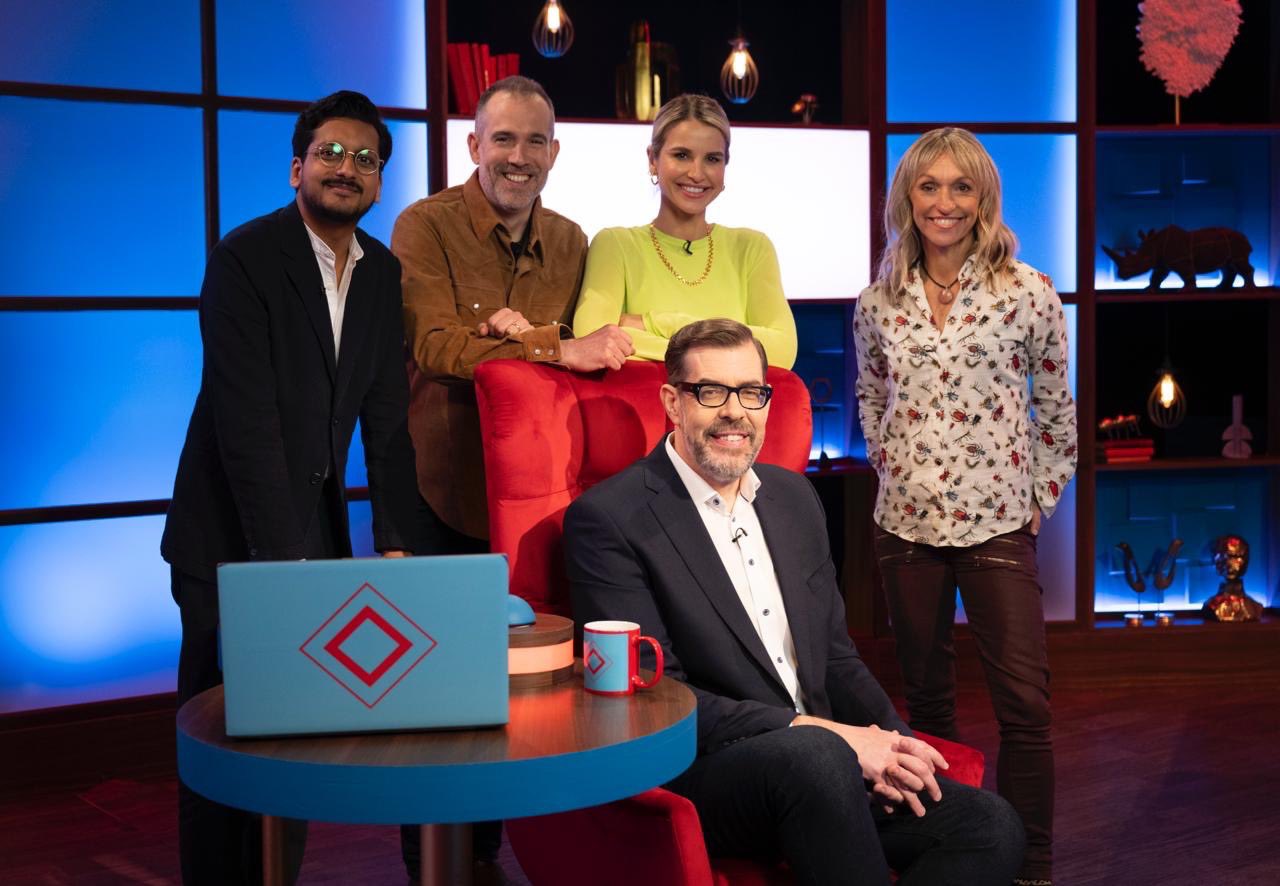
[
  {"xmin": 456, "ymin": 43, "xmax": 480, "ymax": 115},
  {"xmin": 446, "ymin": 43, "xmax": 467, "ymax": 114},
  {"xmin": 482, "ymin": 45, "xmax": 497, "ymax": 91},
  {"xmin": 1103, "ymin": 454, "xmax": 1154, "ymax": 464},
  {"xmin": 470, "ymin": 43, "xmax": 487, "ymax": 95},
  {"xmin": 1100, "ymin": 437, "xmax": 1154, "ymax": 450}
]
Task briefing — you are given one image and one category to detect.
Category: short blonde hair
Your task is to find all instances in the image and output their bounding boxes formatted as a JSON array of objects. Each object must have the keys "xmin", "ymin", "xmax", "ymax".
[
  {"xmin": 877, "ymin": 128, "xmax": 1018, "ymax": 298},
  {"xmin": 648, "ymin": 94, "xmax": 731, "ymax": 164}
]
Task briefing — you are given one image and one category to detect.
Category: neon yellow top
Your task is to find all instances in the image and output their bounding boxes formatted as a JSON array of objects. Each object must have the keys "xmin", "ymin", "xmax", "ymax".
[{"xmin": 572, "ymin": 224, "xmax": 798, "ymax": 368}]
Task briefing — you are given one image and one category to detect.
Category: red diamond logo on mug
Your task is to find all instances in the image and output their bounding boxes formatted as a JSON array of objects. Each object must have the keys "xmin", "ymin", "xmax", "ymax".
[
  {"xmin": 585, "ymin": 643, "xmax": 610, "ymax": 675},
  {"xmin": 300, "ymin": 582, "xmax": 436, "ymax": 708}
]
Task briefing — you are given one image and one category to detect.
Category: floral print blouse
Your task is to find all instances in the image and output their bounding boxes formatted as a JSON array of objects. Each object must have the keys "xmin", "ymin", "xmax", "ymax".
[{"xmin": 853, "ymin": 257, "xmax": 1078, "ymax": 547}]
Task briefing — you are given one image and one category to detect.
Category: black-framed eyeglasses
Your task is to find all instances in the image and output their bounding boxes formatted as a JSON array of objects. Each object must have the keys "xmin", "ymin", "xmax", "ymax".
[
  {"xmin": 310, "ymin": 141, "xmax": 383, "ymax": 176},
  {"xmin": 677, "ymin": 382, "xmax": 773, "ymax": 410}
]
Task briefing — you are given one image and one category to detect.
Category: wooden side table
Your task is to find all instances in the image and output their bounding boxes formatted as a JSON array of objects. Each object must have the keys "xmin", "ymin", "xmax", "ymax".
[{"xmin": 177, "ymin": 668, "xmax": 694, "ymax": 885}]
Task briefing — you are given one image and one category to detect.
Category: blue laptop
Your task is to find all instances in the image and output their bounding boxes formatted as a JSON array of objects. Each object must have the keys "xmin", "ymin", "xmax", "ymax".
[{"xmin": 217, "ymin": 555, "xmax": 509, "ymax": 737}]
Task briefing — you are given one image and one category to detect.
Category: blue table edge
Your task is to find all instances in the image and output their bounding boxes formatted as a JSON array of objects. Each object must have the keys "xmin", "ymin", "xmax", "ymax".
[{"xmin": 177, "ymin": 705, "xmax": 695, "ymax": 824}]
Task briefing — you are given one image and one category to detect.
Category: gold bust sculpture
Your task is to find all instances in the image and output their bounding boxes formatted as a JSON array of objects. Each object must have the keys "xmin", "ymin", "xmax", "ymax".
[{"xmin": 1201, "ymin": 535, "xmax": 1263, "ymax": 622}]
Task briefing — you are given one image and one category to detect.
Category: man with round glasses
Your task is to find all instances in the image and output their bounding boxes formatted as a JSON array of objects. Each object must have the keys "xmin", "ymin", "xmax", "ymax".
[
  {"xmin": 565, "ymin": 319, "xmax": 1025, "ymax": 884},
  {"xmin": 162, "ymin": 90, "xmax": 420, "ymax": 885}
]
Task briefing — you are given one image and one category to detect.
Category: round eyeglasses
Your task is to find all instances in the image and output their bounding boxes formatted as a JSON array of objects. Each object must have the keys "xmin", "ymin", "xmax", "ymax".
[
  {"xmin": 311, "ymin": 141, "xmax": 383, "ymax": 176},
  {"xmin": 677, "ymin": 382, "xmax": 773, "ymax": 410}
]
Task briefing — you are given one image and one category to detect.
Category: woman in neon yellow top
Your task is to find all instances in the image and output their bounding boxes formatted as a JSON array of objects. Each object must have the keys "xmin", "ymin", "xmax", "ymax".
[{"xmin": 572, "ymin": 95, "xmax": 798, "ymax": 369}]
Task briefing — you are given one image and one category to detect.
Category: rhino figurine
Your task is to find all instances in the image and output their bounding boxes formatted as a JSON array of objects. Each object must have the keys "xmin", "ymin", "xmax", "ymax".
[{"xmin": 1102, "ymin": 225, "xmax": 1255, "ymax": 290}]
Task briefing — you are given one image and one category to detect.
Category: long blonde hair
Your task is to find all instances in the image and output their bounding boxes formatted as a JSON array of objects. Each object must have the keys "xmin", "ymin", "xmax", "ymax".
[{"xmin": 877, "ymin": 128, "xmax": 1018, "ymax": 298}]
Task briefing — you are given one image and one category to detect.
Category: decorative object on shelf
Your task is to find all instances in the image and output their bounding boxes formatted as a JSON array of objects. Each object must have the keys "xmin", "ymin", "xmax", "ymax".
[
  {"xmin": 791, "ymin": 93, "xmax": 819, "ymax": 125},
  {"xmin": 809, "ymin": 377, "xmax": 834, "ymax": 470},
  {"xmin": 1151, "ymin": 538, "xmax": 1182, "ymax": 592},
  {"xmin": 1115, "ymin": 542, "xmax": 1147, "ymax": 627},
  {"xmin": 1202, "ymin": 534, "xmax": 1263, "ymax": 622},
  {"xmin": 1098, "ymin": 414, "xmax": 1153, "ymax": 463},
  {"xmin": 1221, "ymin": 394, "xmax": 1253, "ymax": 458},
  {"xmin": 1154, "ymin": 611, "xmax": 1175, "ymax": 627},
  {"xmin": 615, "ymin": 21, "xmax": 679, "ymax": 122},
  {"xmin": 532, "ymin": 0, "xmax": 574, "ymax": 59},
  {"xmin": 447, "ymin": 43, "xmax": 520, "ymax": 115},
  {"xmin": 1101, "ymin": 226, "xmax": 1255, "ymax": 290},
  {"xmin": 1116, "ymin": 542, "xmax": 1146, "ymax": 594},
  {"xmin": 1137, "ymin": 0, "xmax": 1242, "ymax": 124},
  {"xmin": 720, "ymin": 35, "xmax": 759, "ymax": 105}
]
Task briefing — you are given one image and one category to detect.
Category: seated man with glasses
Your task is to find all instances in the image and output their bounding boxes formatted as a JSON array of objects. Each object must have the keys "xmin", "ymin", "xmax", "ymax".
[
  {"xmin": 563, "ymin": 318, "xmax": 1025, "ymax": 885},
  {"xmin": 162, "ymin": 90, "xmax": 420, "ymax": 885}
]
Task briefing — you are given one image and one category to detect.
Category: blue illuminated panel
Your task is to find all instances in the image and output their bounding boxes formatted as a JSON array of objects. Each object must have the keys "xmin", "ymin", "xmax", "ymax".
[
  {"xmin": 1096, "ymin": 135, "xmax": 1275, "ymax": 289},
  {"xmin": 348, "ymin": 500, "xmax": 376, "ymax": 557},
  {"xmin": 0, "ymin": 1, "xmax": 200, "ymax": 93},
  {"xmin": 0, "ymin": 505, "xmax": 379, "ymax": 714},
  {"xmin": 792, "ymin": 305, "xmax": 854, "ymax": 460},
  {"xmin": 888, "ymin": 134, "xmax": 1077, "ymax": 292},
  {"xmin": 218, "ymin": 111, "xmax": 429, "ymax": 249},
  {"xmin": 216, "ymin": 0, "xmax": 427, "ymax": 109},
  {"xmin": 0, "ymin": 98, "xmax": 206, "ymax": 296},
  {"xmin": 1095, "ymin": 470, "xmax": 1271, "ymax": 612},
  {"xmin": 886, "ymin": 0, "xmax": 1076, "ymax": 123},
  {"xmin": 0, "ymin": 516, "xmax": 178, "ymax": 713},
  {"xmin": 0, "ymin": 313, "xmax": 200, "ymax": 510}
]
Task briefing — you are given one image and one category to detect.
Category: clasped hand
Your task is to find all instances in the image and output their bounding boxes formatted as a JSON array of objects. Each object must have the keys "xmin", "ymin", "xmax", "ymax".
[{"xmin": 792, "ymin": 716, "xmax": 947, "ymax": 817}]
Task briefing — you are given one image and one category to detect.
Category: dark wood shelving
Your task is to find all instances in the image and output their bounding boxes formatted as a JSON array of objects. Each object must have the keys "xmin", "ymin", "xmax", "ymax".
[
  {"xmin": 1094, "ymin": 455, "xmax": 1280, "ymax": 472},
  {"xmin": 1095, "ymin": 287, "xmax": 1280, "ymax": 304},
  {"xmin": 1097, "ymin": 123, "xmax": 1280, "ymax": 135}
]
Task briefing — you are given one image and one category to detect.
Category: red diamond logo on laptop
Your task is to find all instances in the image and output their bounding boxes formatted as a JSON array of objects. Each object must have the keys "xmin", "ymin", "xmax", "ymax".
[
  {"xmin": 585, "ymin": 644, "xmax": 610, "ymax": 675},
  {"xmin": 301, "ymin": 582, "xmax": 436, "ymax": 708}
]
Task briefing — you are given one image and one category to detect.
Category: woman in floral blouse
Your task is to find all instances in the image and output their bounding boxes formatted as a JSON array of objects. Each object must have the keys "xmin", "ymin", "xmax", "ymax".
[{"xmin": 854, "ymin": 128, "xmax": 1077, "ymax": 886}]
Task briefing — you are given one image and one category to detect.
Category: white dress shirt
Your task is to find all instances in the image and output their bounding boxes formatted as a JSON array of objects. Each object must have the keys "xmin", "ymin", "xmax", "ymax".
[
  {"xmin": 665, "ymin": 434, "xmax": 805, "ymax": 713},
  {"xmin": 303, "ymin": 224, "xmax": 364, "ymax": 358}
]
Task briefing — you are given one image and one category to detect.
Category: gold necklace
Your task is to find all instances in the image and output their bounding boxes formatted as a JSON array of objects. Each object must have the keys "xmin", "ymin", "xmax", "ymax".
[
  {"xmin": 650, "ymin": 224, "xmax": 715, "ymax": 286},
  {"xmin": 919, "ymin": 262, "xmax": 961, "ymax": 304}
]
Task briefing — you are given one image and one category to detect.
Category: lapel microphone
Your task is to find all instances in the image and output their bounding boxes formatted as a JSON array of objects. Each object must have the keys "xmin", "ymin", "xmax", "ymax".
[
  {"xmin": 682, "ymin": 239, "xmax": 693, "ymax": 255},
  {"xmin": 731, "ymin": 527, "xmax": 748, "ymax": 545}
]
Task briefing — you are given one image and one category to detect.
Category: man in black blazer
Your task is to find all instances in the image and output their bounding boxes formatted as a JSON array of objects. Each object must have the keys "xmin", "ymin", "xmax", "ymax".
[
  {"xmin": 162, "ymin": 91, "xmax": 420, "ymax": 885},
  {"xmin": 565, "ymin": 319, "xmax": 1024, "ymax": 884}
]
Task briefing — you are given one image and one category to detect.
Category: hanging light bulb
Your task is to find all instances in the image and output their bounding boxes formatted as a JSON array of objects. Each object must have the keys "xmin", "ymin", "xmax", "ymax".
[
  {"xmin": 532, "ymin": 0, "xmax": 574, "ymax": 59},
  {"xmin": 1147, "ymin": 369, "xmax": 1186, "ymax": 429},
  {"xmin": 720, "ymin": 36, "xmax": 759, "ymax": 105}
]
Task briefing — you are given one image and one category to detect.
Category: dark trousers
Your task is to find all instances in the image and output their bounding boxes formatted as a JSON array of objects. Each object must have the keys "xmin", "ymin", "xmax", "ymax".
[
  {"xmin": 400, "ymin": 493, "xmax": 502, "ymax": 878},
  {"xmin": 173, "ymin": 568, "xmax": 308, "ymax": 886},
  {"xmin": 172, "ymin": 485, "xmax": 344, "ymax": 885},
  {"xmin": 874, "ymin": 524, "xmax": 1053, "ymax": 882},
  {"xmin": 668, "ymin": 725, "xmax": 1025, "ymax": 885}
]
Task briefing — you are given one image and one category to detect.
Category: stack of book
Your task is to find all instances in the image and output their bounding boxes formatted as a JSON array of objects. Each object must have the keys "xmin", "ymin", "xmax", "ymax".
[
  {"xmin": 1099, "ymin": 438, "xmax": 1154, "ymax": 464},
  {"xmin": 448, "ymin": 43, "xmax": 521, "ymax": 115}
]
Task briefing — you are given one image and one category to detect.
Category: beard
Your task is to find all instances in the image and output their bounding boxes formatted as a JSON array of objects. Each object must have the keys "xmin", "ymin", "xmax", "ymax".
[
  {"xmin": 301, "ymin": 176, "xmax": 373, "ymax": 225},
  {"xmin": 683, "ymin": 418, "xmax": 763, "ymax": 486}
]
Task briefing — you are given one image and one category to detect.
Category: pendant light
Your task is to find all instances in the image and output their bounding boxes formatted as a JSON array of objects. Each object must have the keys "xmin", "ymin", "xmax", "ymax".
[
  {"xmin": 532, "ymin": 0, "xmax": 574, "ymax": 59},
  {"xmin": 1146, "ymin": 309, "xmax": 1186, "ymax": 429},
  {"xmin": 720, "ymin": 35, "xmax": 759, "ymax": 105}
]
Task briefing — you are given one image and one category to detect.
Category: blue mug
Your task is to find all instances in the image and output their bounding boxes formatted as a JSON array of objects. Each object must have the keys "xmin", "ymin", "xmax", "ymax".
[{"xmin": 582, "ymin": 620, "xmax": 664, "ymax": 696}]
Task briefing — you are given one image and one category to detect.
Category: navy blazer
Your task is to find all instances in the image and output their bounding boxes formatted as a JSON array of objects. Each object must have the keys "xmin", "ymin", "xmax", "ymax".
[
  {"xmin": 565, "ymin": 441, "xmax": 908, "ymax": 756},
  {"xmin": 162, "ymin": 201, "xmax": 419, "ymax": 581}
]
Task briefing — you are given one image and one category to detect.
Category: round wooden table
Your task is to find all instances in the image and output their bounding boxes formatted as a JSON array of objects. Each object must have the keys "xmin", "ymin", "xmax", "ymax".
[{"xmin": 176, "ymin": 668, "xmax": 695, "ymax": 885}]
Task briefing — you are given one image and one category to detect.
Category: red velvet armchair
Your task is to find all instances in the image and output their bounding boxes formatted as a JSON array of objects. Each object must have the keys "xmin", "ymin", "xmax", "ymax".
[{"xmin": 473, "ymin": 359, "xmax": 984, "ymax": 885}]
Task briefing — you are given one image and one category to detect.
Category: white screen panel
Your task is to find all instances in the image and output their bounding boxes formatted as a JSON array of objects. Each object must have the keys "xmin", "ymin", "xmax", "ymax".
[{"xmin": 447, "ymin": 120, "xmax": 870, "ymax": 300}]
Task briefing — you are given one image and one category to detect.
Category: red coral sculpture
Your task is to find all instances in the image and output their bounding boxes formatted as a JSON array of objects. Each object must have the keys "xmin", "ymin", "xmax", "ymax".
[{"xmin": 1138, "ymin": 0, "xmax": 1241, "ymax": 98}]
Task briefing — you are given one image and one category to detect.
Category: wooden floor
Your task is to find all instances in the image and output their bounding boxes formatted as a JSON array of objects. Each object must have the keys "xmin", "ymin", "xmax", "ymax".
[{"xmin": 3, "ymin": 682, "xmax": 1279, "ymax": 885}]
